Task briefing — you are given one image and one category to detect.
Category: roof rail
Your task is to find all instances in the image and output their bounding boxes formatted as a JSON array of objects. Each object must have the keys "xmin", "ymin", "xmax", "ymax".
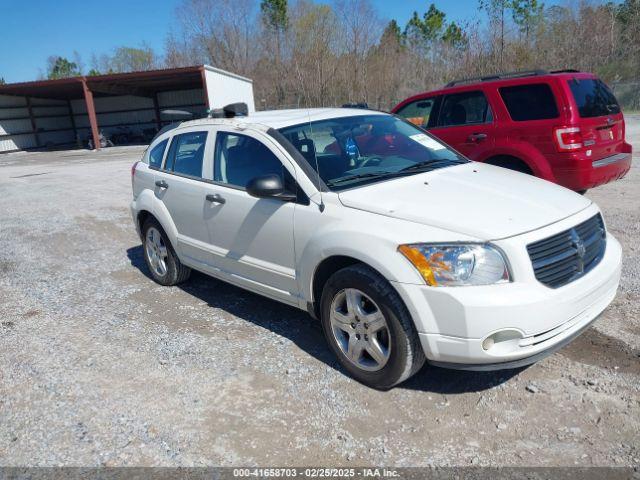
[
  {"xmin": 445, "ymin": 69, "xmax": 549, "ymax": 87},
  {"xmin": 342, "ymin": 102, "xmax": 370, "ymax": 109},
  {"xmin": 549, "ymin": 69, "xmax": 580, "ymax": 74}
]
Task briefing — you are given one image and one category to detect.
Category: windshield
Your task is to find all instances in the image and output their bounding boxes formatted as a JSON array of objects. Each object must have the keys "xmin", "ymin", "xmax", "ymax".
[{"xmin": 278, "ymin": 114, "xmax": 467, "ymax": 190}]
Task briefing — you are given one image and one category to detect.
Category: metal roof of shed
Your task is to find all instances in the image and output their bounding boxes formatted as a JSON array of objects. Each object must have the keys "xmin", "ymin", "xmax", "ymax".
[{"xmin": 0, "ymin": 66, "xmax": 205, "ymax": 99}]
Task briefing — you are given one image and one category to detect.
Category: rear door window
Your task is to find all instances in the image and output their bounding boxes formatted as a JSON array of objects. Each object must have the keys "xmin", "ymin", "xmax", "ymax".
[
  {"xmin": 568, "ymin": 78, "xmax": 620, "ymax": 118},
  {"xmin": 395, "ymin": 98, "xmax": 436, "ymax": 128},
  {"xmin": 438, "ymin": 91, "xmax": 491, "ymax": 127},
  {"xmin": 165, "ymin": 131, "xmax": 208, "ymax": 178},
  {"xmin": 499, "ymin": 83, "xmax": 559, "ymax": 121}
]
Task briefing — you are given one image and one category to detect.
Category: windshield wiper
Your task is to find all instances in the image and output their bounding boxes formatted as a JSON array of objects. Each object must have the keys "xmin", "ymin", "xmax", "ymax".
[
  {"xmin": 327, "ymin": 159, "xmax": 466, "ymax": 187},
  {"xmin": 399, "ymin": 158, "xmax": 464, "ymax": 172},
  {"xmin": 326, "ymin": 171, "xmax": 401, "ymax": 186}
]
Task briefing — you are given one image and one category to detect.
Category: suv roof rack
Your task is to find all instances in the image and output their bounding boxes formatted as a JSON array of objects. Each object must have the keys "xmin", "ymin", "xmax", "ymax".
[
  {"xmin": 548, "ymin": 69, "xmax": 580, "ymax": 74},
  {"xmin": 444, "ymin": 69, "xmax": 580, "ymax": 87}
]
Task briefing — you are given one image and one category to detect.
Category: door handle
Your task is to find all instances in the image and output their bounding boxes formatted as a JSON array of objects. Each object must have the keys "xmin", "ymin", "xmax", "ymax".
[
  {"xmin": 206, "ymin": 193, "xmax": 226, "ymax": 204},
  {"xmin": 155, "ymin": 180, "xmax": 169, "ymax": 189},
  {"xmin": 468, "ymin": 133, "xmax": 487, "ymax": 142}
]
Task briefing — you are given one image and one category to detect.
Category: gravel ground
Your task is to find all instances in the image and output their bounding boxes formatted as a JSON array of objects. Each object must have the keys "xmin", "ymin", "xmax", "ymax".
[{"xmin": 0, "ymin": 119, "xmax": 638, "ymax": 467}]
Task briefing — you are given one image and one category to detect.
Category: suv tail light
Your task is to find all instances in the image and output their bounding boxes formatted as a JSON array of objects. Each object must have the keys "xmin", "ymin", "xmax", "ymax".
[{"xmin": 554, "ymin": 127, "xmax": 583, "ymax": 151}]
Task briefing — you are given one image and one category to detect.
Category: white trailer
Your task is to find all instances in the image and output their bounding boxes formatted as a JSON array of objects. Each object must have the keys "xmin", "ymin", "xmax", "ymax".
[{"xmin": 203, "ymin": 65, "xmax": 255, "ymax": 113}]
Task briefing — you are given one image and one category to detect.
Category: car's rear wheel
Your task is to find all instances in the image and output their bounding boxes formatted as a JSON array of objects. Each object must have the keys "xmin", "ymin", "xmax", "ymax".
[
  {"xmin": 320, "ymin": 264, "xmax": 425, "ymax": 389},
  {"xmin": 142, "ymin": 218, "xmax": 190, "ymax": 286},
  {"xmin": 485, "ymin": 156, "xmax": 533, "ymax": 175}
]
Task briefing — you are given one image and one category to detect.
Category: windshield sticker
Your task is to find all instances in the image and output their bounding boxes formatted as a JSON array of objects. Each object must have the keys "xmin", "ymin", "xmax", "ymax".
[{"xmin": 410, "ymin": 133, "xmax": 446, "ymax": 150}]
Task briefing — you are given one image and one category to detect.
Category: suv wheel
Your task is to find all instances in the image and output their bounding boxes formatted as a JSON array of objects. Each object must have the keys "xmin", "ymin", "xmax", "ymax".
[
  {"xmin": 320, "ymin": 264, "xmax": 425, "ymax": 389},
  {"xmin": 142, "ymin": 218, "xmax": 191, "ymax": 286}
]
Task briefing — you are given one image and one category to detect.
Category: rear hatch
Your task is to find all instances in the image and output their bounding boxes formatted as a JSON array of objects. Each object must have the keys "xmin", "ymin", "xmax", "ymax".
[{"xmin": 566, "ymin": 76, "xmax": 625, "ymax": 159}]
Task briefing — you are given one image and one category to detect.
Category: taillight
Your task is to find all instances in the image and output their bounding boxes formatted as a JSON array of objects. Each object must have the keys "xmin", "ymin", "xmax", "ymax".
[
  {"xmin": 554, "ymin": 127, "xmax": 583, "ymax": 151},
  {"xmin": 131, "ymin": 161, "xmax": 140, "ymax": 188}
]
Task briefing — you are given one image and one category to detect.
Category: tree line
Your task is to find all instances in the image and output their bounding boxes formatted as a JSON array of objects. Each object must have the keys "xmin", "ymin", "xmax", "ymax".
[{"xmin": 39, "ymin": 0, "xmax": 640, "ymax": 110}]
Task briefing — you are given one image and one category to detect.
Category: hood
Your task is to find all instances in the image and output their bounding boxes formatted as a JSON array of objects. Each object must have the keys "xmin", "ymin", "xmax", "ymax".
[{"xmin": 337, "ymin": 162, "xmax": 591, "ymax": 240}]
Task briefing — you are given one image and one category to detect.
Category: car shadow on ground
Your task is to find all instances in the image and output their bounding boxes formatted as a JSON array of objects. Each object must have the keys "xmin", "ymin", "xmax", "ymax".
[{"xmin": 127, "ymin": 245, "xmax": 523, "ymax": 394}]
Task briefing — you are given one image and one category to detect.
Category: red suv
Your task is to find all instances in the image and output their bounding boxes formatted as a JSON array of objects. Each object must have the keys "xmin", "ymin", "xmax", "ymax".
[{"xmin": 392, "ymin": 70, "xmax": 632, "ymax": 192}]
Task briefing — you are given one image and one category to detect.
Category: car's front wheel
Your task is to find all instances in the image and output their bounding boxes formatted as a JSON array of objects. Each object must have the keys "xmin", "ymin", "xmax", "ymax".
[
  {"xmin": 142, "ymin": 218, "xmax": 191, "ymax": 286},
  {"xmin": 320, "ymin": 264, "xmax": 425, "ymax": 389}
]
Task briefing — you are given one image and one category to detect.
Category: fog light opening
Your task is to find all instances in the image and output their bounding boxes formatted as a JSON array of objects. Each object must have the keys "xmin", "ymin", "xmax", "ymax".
[
  {"xmin": 482, "ymin": 329, "xmax": 524, "ymax": 352},
  {"xmin": 482, "ymin": 337, "xmax": 495, "ymax": 351}
]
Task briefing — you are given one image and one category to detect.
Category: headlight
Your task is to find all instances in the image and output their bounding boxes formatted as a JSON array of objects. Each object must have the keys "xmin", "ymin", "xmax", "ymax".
[{"xmin": 398, "ymin": 243, "xmax": 510, "ymax": 286}]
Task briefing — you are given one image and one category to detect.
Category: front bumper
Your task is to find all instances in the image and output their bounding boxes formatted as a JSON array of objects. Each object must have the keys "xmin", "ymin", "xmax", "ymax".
[
  {"xmin": 392, "ymin": 208, "xmax": 622, "ymax": 367},
  {"xmin": 427, "ymin": 310, "xmax": 602, "ymax": 371}
]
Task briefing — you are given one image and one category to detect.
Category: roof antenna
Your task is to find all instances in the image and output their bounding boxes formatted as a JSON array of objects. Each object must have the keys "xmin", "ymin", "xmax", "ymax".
[{"xmin": 307, "ymin": 108, "xmax": 325, "ymax": 212}]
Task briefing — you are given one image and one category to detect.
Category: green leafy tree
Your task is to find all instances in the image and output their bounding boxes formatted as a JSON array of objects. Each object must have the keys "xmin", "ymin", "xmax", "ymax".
[
  {"xmin": 108, "ymin": 46, "xmax": 156, "ymax": 73},
  {"xmin": 405, "ymin": 4, "xmax": 446, "ymax": 44},
  {"xmin": 404, "ymin": 3, "xmax": 446, "ymax": 53},
  {"xmin": 260, "ymin": 0, "xmax": 289, "ymax": 105},
  {"xmin": 47, "ymin": 56, "xmax": 81, "ymax": 79},
  {"xmin": 381, "ymin": 19, "xmax": 403, "ymax": 46},
  {"xmin": 479, "ymin": 0, "xmax": 513, "ymax": 68},
  {"xmin": 442, "ymin": 21, "xmax": 467, "ymax": 48},
  {"xmin": 261, "ymin": 0, "xmax": 288, "ymax": 32},
  {"xmin": 87, "ymin": 68, "xmax": 101, "ymax": 76},
  {"xmin": 511, "ymin": 0, "xmax": 544, "ymax": 40},
  {"xmin": 0, "ymin": 77, "xmax": 5, "ymax": 85},
  {"xmin": 422, "ymin": 4, "xmax": 446, "ymax": 41},
  {"xmin": 405, "ymin": 11, "xmax": 423, "ymax": 39}
]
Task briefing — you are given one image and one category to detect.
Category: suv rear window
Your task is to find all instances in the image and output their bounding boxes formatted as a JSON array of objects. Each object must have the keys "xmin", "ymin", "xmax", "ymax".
[
  {"xmin": 568, "ymin": 78, "xmax": 620, "ymax": 118},
  {"xmin": 499, "ymin": 84, "xmax": 559, "ymax": 121}
]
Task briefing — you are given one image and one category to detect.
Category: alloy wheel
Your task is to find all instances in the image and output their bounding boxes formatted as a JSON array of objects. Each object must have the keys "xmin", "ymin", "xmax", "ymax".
[
  {"xmin": 329, "ymin": 288, "xmax": 391, "ymax": 371},
  {"xmin": 145, "ymin": 227, "xmax": 168, "ymax": 277}
]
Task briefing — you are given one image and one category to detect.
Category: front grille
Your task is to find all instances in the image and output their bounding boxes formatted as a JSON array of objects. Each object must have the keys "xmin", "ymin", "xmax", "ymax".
[{"xmin": 527, "ymin": 214, "xmax": 606, "ymax": 288}]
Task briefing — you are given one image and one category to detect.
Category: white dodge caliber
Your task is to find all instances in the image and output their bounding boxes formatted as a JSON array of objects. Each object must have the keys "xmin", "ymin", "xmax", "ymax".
[{"xmin": 130, "ymin": 106, "xmax": 622, "ymax": 389}]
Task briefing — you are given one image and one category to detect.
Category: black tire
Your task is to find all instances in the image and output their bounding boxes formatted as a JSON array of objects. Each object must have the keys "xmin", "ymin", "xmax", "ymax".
[
  {"xmin": 320, "ymin": 264, "xmax": 425, "ymax": 389},
  {"xmin": 577, "ymin": 189, "xmax": 588, "ymax": 195},
  {"xmin": 486, "ymin": 157, "xmax": 533, "ymax": 175},
  {"xmin": 142, "ymin": 217, "xmax": 191, "ymax": 286}
]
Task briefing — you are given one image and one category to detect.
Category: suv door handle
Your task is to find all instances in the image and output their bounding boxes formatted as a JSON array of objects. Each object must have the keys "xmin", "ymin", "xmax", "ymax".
[
  {"xmin": 155, "ymin": 180, "xmax": 169, "ymax": 189},
  {"xmin": 468, "ymin": 133, "xmax": 487, "ymax": 142},
  {"xmin": 205, "ymin": 193, "xmax": 226, "ymax": 204}
]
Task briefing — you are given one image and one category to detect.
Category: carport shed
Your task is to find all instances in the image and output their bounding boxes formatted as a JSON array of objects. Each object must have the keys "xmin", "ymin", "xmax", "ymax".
[{"xmin": 0, "ymin": 65, "xmax": 255, "ymax": 153}]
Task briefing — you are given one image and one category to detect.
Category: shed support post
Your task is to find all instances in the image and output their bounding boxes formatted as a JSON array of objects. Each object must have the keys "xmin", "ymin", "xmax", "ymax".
[
  {"xmin": 153, "ymin": 93, "xmax": 162, "ymax": 130},
  {"xmin": 26, "ymin": 97, "xmax": 40, "ymax": 148},
  {"xmin": 81, "ymin": 79, "xmax": 100, "ymax": 151}
]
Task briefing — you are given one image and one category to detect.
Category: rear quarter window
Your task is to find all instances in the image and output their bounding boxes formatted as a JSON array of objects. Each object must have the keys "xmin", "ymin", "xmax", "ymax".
[
  {"xmin": 568, "ymin": 78, "xmax": 620, "ymax": 118},
  {"xmin": 499, "ymin": 83, "xmax": 559, "ymax": 121},
  {"xmin": 148, "ymin": 139, "xmax": 168, "ymax": 168}
]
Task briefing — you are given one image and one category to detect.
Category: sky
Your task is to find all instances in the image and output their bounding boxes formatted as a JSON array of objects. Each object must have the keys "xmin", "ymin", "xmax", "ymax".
[{"xmin": 0, "ymin": 0, "xmax": 539, "ymax": 83}]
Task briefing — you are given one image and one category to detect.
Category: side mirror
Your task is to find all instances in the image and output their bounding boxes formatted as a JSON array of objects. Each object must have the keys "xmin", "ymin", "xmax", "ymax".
[{"xmin": 246, "ymin": 174, "xmax": 296, "ymax": 201}]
